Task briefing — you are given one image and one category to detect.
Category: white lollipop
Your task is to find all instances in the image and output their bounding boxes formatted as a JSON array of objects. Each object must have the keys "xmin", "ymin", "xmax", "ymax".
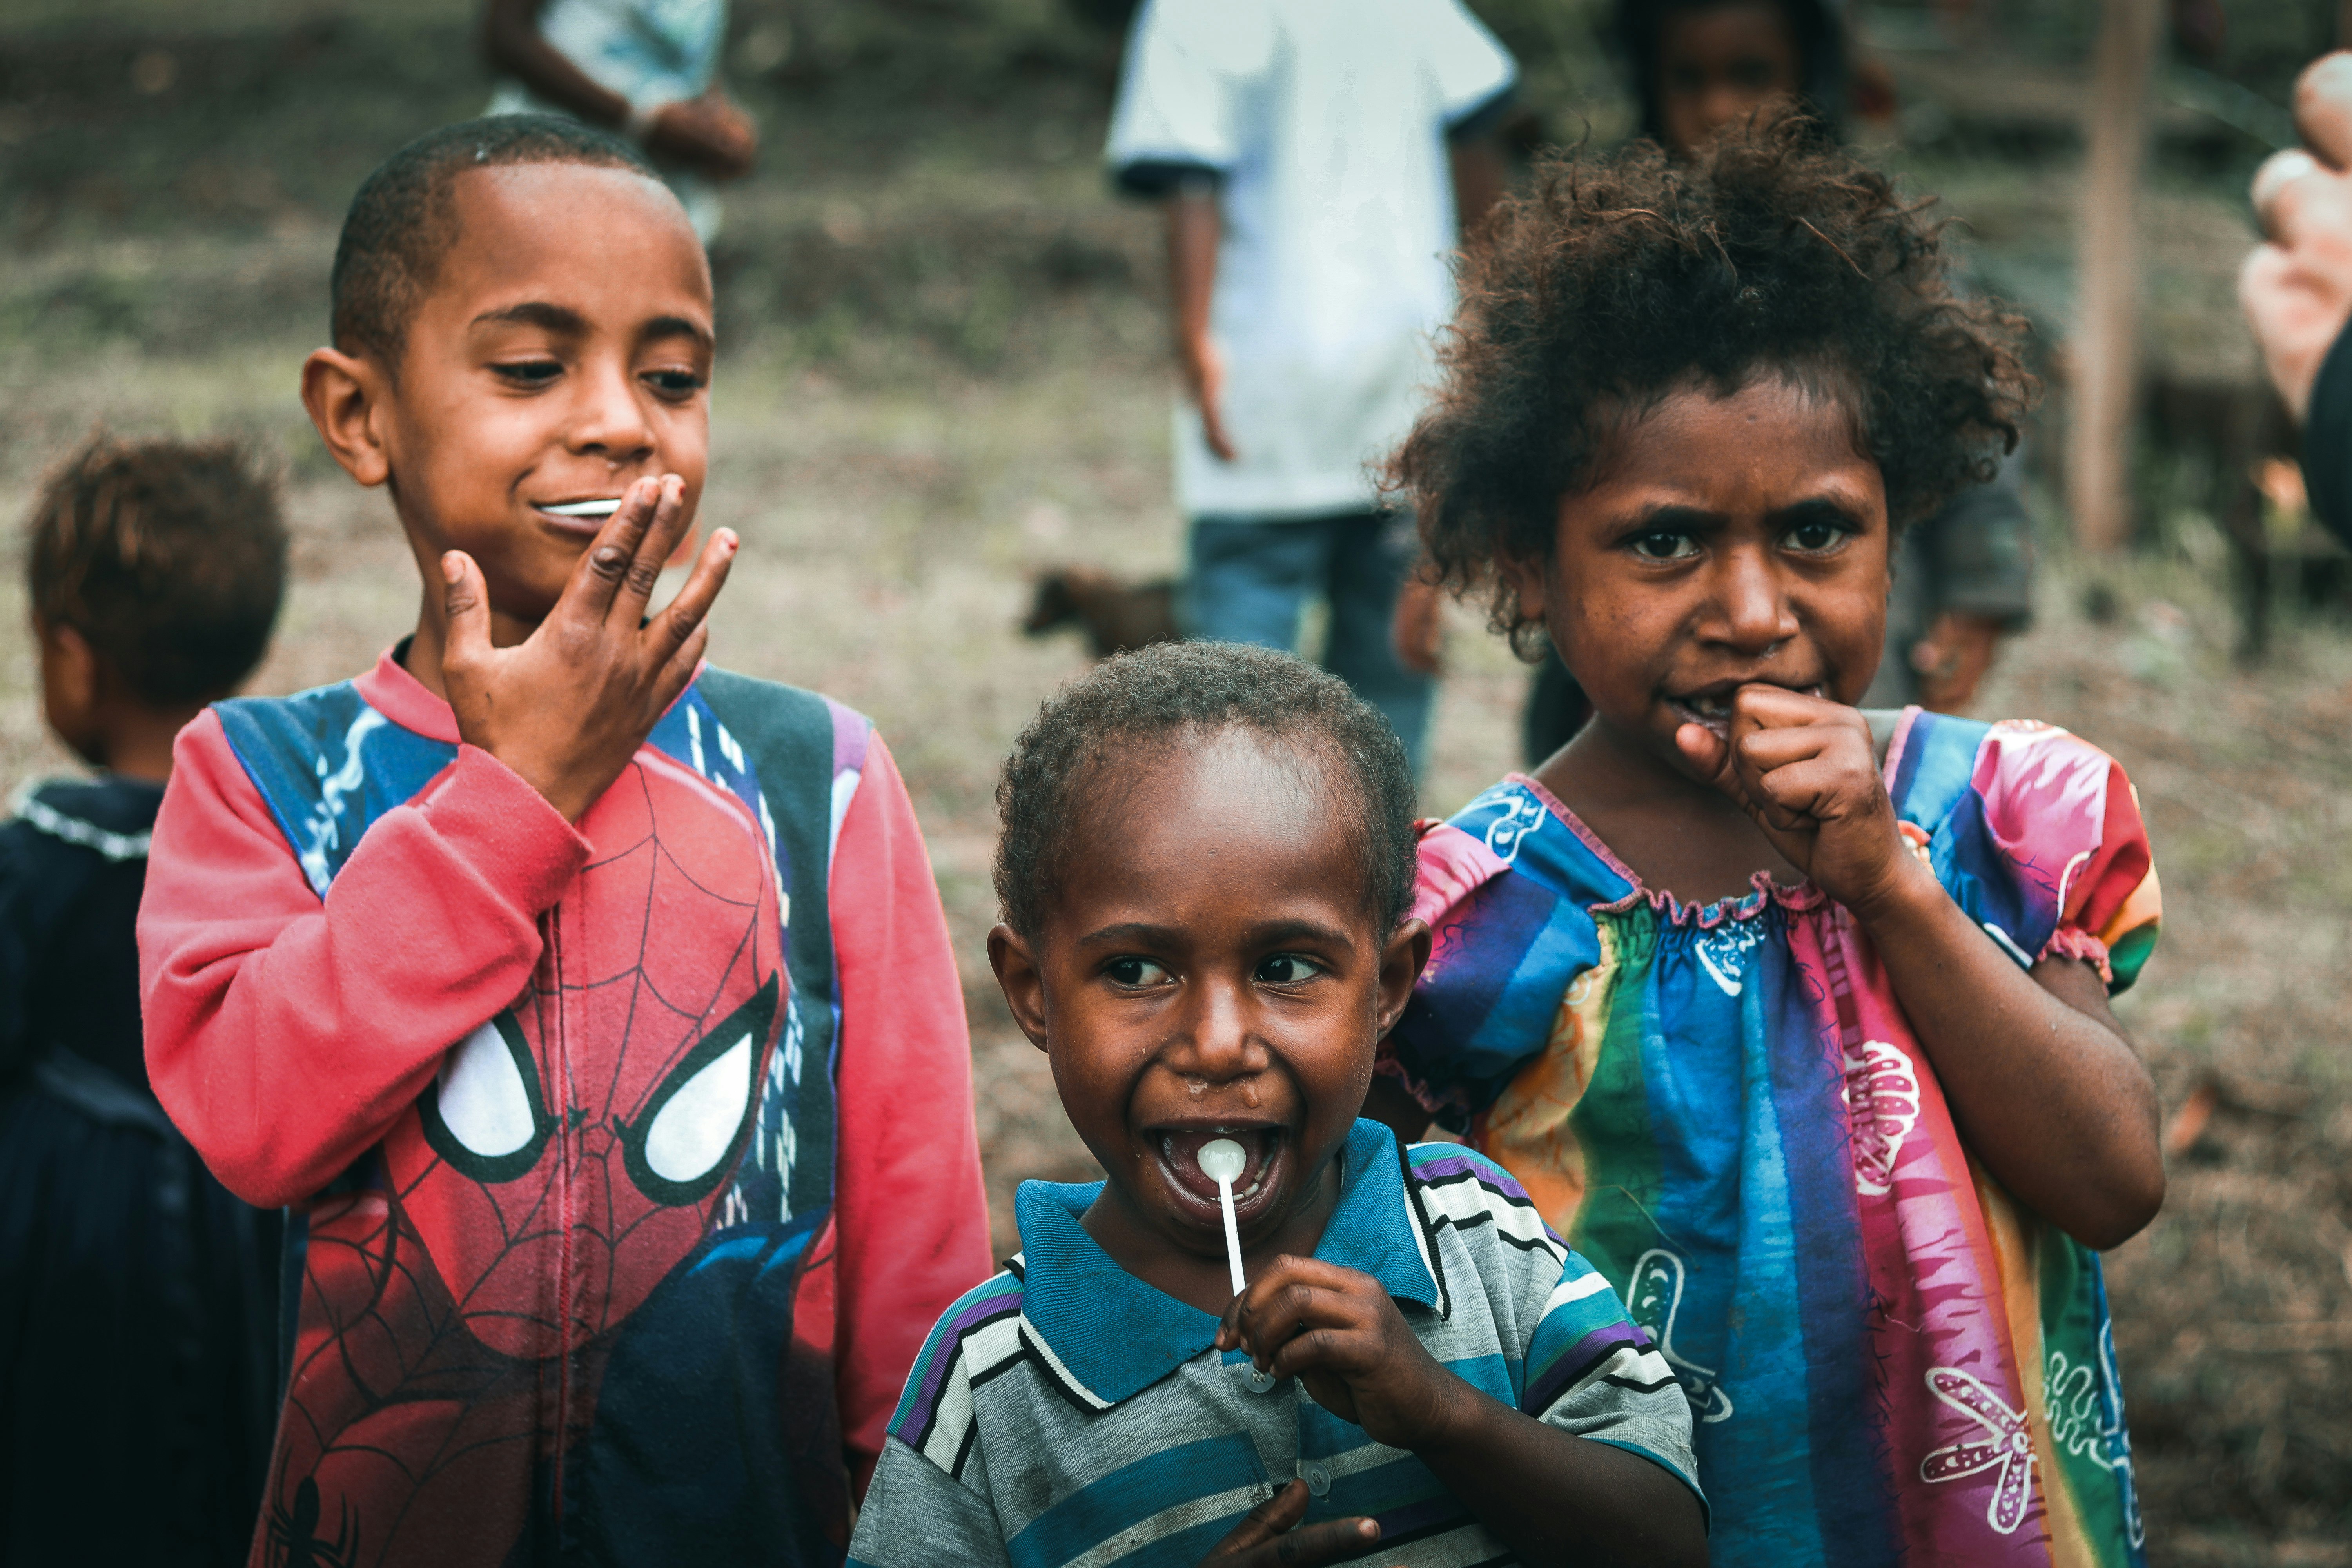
[{"xmin": 1199, "ymin": 1137, "xmax": 1248, "ymax": 1297}]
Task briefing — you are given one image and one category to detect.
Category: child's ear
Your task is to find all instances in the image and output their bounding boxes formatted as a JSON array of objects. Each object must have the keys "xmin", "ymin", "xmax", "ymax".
[
  {"xmin": 1503, "ymin": 552, "xmax": 1550, "ymax": 630},
  {"xmin": 1374, "ymin": 917, "xmax": 1432, "ymax": 1038},
  {"xmin": 300, "ymin": 347, "xmax": 393, "ymax": 488},
  {"xmin": 987, "ymin": 923, "xmax": 1052, "ymax": 1053}
]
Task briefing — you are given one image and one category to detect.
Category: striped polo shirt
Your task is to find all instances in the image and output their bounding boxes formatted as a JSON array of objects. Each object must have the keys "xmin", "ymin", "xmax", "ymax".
[{"xmin": 848, "ymin": 1120, "xmax": 1702, "ymax": 1568}]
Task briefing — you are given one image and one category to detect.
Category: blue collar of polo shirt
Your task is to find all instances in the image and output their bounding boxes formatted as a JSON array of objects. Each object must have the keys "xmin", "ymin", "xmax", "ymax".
[{"xmin": 1013, "ymin": 1118, "xmax": 1441, "ymax": 1406}]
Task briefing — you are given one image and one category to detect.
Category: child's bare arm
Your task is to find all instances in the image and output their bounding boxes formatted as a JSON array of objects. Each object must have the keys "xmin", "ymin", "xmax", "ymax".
[
  {"xmin": 440, "ymin": 474, "xmax": 735, "ymax": 823},
  {"xmin": 1164, "ymin": 192, "xmax": 1235, "ymax": 462},
  {"xmin": 1217, "ymin": 1258, "xmax": 1706, "ymax": 1568},
  {"xmin": 1686, "ymin": 686, "xmax": 2165, "ymax": 1250}
]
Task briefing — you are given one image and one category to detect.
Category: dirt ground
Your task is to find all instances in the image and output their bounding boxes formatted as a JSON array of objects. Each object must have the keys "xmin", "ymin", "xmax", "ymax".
[{"xmin": 2, "ymin": 0, "xmax": 2348, "ymax": 1558}]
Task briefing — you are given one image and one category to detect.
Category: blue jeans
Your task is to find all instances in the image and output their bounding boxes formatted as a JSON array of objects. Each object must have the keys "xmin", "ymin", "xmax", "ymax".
[{"xmin": 1185, "ymin": 510, "xmax": 1433, "ymax": 774}]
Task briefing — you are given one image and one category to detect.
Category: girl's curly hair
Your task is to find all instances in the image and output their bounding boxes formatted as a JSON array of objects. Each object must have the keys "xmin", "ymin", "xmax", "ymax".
[{"xmin": 1390, "ymin": 111, "xmax": 2034, "ymax": 656}]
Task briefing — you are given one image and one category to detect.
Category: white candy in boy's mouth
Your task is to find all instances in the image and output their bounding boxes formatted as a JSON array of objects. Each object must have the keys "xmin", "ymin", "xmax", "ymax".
[
  {"xmin": 1158, "ymin": 1125, "xmax": 1284, "ymax": 1211},
  {"xmin": 540, "ymin": 497, "xmax": 624, "ymax": 518}
]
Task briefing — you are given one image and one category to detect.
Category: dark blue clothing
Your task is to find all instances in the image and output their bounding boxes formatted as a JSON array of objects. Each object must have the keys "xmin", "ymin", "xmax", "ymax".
[
  {"xmin": 2306, "ymin": 320, "xmax": 2352, "ymax": 546},
  {"xmin": 0, "ymin": 777, "xmax": 279, "ymax": 1567}
]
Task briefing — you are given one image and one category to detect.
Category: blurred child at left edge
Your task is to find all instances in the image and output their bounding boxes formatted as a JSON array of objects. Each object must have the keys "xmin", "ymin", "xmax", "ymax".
[{"xmin": 0, "ymin": 436, "xmax": 289, "ymax": 1566}]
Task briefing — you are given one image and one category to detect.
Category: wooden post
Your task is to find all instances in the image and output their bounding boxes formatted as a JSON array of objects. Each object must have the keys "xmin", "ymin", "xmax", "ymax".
[{"xmin": 2067, "ymin": 0, "xmax": 2163, "ymax": 552}]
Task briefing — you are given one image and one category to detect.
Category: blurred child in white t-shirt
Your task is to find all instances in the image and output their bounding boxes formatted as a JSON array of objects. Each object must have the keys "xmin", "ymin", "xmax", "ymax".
[{"xmin": 1105, "ymin": 0, "xmax": 1516, "ymax": 775}]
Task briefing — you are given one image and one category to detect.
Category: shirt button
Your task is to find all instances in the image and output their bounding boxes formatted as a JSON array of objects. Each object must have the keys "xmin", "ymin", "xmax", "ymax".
[
  {"xmin": 1303, "ymin": 1462, "xmax": 1331, "ymax": 1497},
  {"xmin": 1245, "ymin": 1367, "xmax": 1278, "ymax": 1393}
]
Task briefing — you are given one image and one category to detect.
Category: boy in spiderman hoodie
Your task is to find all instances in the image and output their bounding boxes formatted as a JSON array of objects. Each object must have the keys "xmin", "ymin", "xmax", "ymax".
[{"xmin": 137, "ymin": 115, "xmax": 992, "ymax": 1568}]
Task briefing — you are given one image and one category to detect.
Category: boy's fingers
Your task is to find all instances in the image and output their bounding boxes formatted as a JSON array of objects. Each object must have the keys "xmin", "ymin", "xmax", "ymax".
[
  {"xmin": 650, "ymin": 621, "xmax": 712, "ymax": 717},
  {"xmin": 1240, "ymin": 1518, "xmax": 1382, "ymax": 1568},
  {"xmin": 565, "ymin": 477, "xmax": 663, "ymax": 621},
  {"xmin": 1265, "ymin": 1327, "xmax": 1365, "ymax": 1385},
  {"xmin": 1206, "ymin": 1480, "xmax": 1309, "ymax": 1556},
  {"xmin": 615, "ymin": 475, "xmax": 693, "ymax": 623},
  {"xmin": 441, "ymin": 551, "xmax": 493, "ymax": 670},
  {"xmin": 647, "ymin": 526, "xmax": 737, "ymax": 660}
]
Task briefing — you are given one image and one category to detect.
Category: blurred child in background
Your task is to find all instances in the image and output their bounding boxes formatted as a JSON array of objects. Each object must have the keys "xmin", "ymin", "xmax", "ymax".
[
  {"xmin": 484, "ymin": 0, "xmax": 757, "ymax": 241},
  {"xmin": 1106, "ymin": 0, "xmax": 1517, "ymax": 777},
  {"xmin": 0, "ymin": 435, "xmax": 289, "ymax": 1566}
]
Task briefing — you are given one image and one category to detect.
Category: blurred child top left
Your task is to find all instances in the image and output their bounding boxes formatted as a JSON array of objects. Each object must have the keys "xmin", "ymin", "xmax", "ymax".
[
  {"xmin": 483, "ymin": 0, "xmax": 759, "ymax": 241},
  {"xmin": 0, "ymin": 435, "xmax": 289, "ymax": 1568}
]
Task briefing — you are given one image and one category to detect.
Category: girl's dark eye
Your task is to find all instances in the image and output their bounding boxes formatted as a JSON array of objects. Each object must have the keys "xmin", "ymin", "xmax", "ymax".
[
  {"xmin": 492, "ymin": 359, "xmax": 562, "ymax": 386},
  {"xmin": 646, "ymin": 368, "xmax": 706, "ymax": 399},
  {"xmin": 1784, "ymin": 517, "xmax": 1851, "ymax": 553},
  {"xmin": 1104, "ymin": 956, "xmax": 1172, "ymax": 987},
  {"xmin": 1254, "ymin": 954, "xmax": 1321, "ymax": 985},
  {"xmin": 1630, "ymin": 531, "xmax": 1699, "ymax": 562}
]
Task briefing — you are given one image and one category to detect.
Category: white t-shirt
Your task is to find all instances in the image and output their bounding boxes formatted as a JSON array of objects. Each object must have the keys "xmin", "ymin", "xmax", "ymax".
[{"xmin": 1106, "ymin": 0, "xmax": 1516, "ymax": 519}]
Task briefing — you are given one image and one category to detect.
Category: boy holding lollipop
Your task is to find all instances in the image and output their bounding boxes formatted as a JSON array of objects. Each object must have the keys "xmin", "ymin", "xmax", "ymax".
[{"xmin": 848, "ymin": 642, "xmax": 1703, "ymax": 1568}]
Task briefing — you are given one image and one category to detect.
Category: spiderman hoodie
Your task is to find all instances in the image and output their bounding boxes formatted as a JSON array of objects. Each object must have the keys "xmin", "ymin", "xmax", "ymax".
[{"xmin": 138, "ymin": 648, "xmax": 993, "ymax": 1568}]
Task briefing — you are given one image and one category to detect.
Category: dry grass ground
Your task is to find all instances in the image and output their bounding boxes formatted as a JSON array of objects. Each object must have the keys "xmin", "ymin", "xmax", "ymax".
[{"xmin": 2, "ymin": 0, "xmax": 2347, "ymax": 1556}]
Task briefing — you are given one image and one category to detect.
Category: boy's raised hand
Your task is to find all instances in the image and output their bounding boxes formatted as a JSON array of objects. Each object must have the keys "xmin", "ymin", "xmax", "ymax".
[
  {"xmin": 1675, "ymin": 684, "xmax": 1922, "ymax": 920},
  {"xmin": 1216, "ymin": 1256, "xmax": 1462, "ymax": 1450},
  {"xmin": 441, "ymin": 474, "xmax": 737, "ymax": 823},
  {"xmin": 1198, "ymin": 1480, "xmax": 1384, "ymax": 1568}
]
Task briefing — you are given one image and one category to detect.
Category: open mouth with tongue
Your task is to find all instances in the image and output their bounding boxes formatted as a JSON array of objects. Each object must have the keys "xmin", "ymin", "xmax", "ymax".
[{"xmin": 1154, "ymin": 1124, "xmax": 1287, "ymax": 1226}]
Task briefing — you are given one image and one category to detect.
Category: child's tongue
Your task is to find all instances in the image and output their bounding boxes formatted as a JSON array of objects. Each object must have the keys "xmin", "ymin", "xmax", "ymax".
[{"xmin": 1159, "ymin": 1127, "xmax": 1278, "ymax": 1204}]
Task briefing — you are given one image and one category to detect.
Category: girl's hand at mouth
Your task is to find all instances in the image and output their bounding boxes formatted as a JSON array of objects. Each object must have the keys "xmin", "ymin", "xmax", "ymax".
[
  {"xmin": 1216, "ymin": 1257, "xmax": 1464, "ymax": 1450},
  {"xmin": 1674, "ymin": 683, "xmax": 1926, "ymax": 922}
]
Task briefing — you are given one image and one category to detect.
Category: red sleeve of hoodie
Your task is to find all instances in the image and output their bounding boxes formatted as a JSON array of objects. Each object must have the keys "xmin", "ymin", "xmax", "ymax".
[
  {"xmin": 138, "ymin": 709, "xmax": 590, "ymax": 1208},
  {"xmin": 826, "ymin": 732, "xmax": 992, "ymax": 1496}
]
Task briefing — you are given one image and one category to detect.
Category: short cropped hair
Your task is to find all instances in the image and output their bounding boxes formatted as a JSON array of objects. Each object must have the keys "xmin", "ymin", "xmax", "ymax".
[
  {"xmin": 26, "ymin": 436, "xmax": 289, "ymax": 708},
  {"xmin": 1391, "ymin": 111, "xmax": 2033, "ymax": 653},
  {"xmin": 330, "ymin": 114, "xmax": 660, "ymax": 369},
  {"xmin": 994, "ymin": 642, "xmax": 1418, "ymax": 940}
]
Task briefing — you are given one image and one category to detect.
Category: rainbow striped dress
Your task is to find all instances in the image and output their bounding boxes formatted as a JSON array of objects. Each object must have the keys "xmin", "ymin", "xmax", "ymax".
[{"xmin": 1382, "ymin": 710, "xmax": 2161, "ymax": 1566}]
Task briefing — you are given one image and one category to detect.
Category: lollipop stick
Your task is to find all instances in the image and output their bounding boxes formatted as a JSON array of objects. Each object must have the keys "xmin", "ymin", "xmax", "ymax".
[
  {"xmin": 1216, "ymin": 1177, "xmax": 1245, "ymax": 1297},
  {"xmin": 1197, "ymin": 1137, "xmax": 1250, "ymax": 1298}
]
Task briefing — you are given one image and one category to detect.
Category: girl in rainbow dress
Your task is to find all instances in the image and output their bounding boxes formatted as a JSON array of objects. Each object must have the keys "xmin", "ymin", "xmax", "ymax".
[{"xmin": 1369, "ymin": 114, "xmax": 2164, "ymax": 1565}]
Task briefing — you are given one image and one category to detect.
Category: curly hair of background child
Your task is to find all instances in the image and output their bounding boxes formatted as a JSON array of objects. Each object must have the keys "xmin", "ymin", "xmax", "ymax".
[{"xmin": 1374, "ymin": 113, "xmax": 2163, "ymax": 1563}]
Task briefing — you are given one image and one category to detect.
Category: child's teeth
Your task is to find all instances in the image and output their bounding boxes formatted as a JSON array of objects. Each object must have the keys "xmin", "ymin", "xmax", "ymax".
[{"xmin": 544, "ymin": 499, "xmax": 622, "ymax": 517}]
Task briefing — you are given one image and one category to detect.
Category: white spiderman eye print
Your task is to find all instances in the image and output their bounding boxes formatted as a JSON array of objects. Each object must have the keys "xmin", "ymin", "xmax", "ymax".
[
  {"xmin": 421, "ymin": 1014, "xmax": 557, "ymax": 1183},
  {"xmin": 643, "ymin": 1035, "xmax": 753, "ymax": 1183},
  {"xmin": 1624, "ymin": 1250, "xmax": 1733, "ymax": 1423},
  {"xmin": 617, "ymin": 975, "xmax": 779, "ymax": 1206},
  {"xmin": 1919, "ymin": 1367, "xmax": 2036, "ymax": 1535},
  {"xmin": 1840, "ymin": 1039, "xmax": 1921, "ymax": 1196}
]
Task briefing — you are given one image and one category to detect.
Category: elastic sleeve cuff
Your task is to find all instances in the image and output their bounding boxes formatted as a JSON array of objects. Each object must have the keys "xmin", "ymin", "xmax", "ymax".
[
  {"xmin": 2039, "ymin": 926, "xmax": 2114, "ymax": 986},
  {"xmin": 417, "ymin": 745, "xmax": 592, "ymax": 915},
  {"xmin": 1445, "ymin": 83, "xmax": 1515, "ymax": 141},
  {"xmin": 1111, "ymin": 159, "xmax": 1225, "ymax": 199}
]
